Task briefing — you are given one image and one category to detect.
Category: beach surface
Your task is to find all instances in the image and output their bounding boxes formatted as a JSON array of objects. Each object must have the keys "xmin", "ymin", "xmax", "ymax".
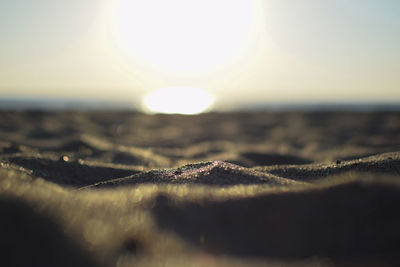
[{"xmin": 0, "ymin": 111, "xmax": 399, "ymax": 266}]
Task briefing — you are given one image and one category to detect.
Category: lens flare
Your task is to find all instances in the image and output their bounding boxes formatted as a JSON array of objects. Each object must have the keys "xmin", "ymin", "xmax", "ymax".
[{"xmin": 143, "ymin": 87, "xmax": 214, "ymax": 114}]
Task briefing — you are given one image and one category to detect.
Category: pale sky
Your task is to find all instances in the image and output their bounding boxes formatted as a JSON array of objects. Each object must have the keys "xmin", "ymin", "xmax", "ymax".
[{"xmin": 0, "ymin": 0, "xmax": 399, "ymax": 107}]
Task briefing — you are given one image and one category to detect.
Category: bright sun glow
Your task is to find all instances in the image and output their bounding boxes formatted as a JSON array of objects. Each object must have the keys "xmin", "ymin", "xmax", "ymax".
[
  {"xmin": 114, "ymin": 0, "xmax": 256, "ymax": 71},
  {"xmin": 143, "ymin": 87, "xmax": 214, "ymax": 114}
]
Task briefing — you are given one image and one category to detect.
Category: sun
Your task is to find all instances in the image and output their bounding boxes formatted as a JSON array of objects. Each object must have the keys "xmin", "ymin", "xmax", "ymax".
[
  {"xmin": 142, "ymin": 87, "xmax": 214, "ymax": 114},
  {"xmin": 113, "ymin": 0, "xmax": 257, "ymax": 71}
]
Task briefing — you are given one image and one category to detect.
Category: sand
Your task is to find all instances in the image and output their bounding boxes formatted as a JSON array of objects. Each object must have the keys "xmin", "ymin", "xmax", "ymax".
[{"xmin": 0, "ymin": 111, "xmax": 399, "ymax": 266}]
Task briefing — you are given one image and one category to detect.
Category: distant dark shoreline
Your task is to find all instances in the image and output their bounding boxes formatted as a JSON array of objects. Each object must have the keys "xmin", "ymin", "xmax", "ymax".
[
  {"xmin": 228, "ymin": 101, "xmax": 400, "ymax": 112},
  {"xmin": 0, "ymin": 97, "xmax": 399, "ymax": 112},
  {"xmin": 0, "ymin": 98, "xmax": 136, "ymax": 111}
]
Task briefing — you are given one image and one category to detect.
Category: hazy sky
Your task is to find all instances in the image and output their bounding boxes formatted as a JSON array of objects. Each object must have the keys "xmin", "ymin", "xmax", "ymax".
[{"xmin": 0, "ymin": 0, "xmax": 399, "ymax": 106}]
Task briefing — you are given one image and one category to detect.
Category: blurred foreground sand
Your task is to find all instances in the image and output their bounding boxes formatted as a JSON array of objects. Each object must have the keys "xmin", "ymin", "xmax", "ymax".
[{"xmin": 0, "ymin": 111, "xmax": 399, "ymax": 266}]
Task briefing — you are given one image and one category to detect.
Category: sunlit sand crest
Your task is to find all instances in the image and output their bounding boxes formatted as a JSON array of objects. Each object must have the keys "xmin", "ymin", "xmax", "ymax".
[{"xmin": 142, "ymin": 87, "xmax": 214, "ymax": 115}]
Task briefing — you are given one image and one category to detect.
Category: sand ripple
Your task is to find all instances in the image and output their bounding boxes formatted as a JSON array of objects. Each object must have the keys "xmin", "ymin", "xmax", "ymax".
[{"xmin": 0, "ymin": 111, "xmax": 399, "ymax": 266}]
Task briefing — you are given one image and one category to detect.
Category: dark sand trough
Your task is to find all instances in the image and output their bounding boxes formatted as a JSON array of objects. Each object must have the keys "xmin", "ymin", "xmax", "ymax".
[{"xmin": 0, "ymin": 111, "xmax": 399, "ymax": 266}]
